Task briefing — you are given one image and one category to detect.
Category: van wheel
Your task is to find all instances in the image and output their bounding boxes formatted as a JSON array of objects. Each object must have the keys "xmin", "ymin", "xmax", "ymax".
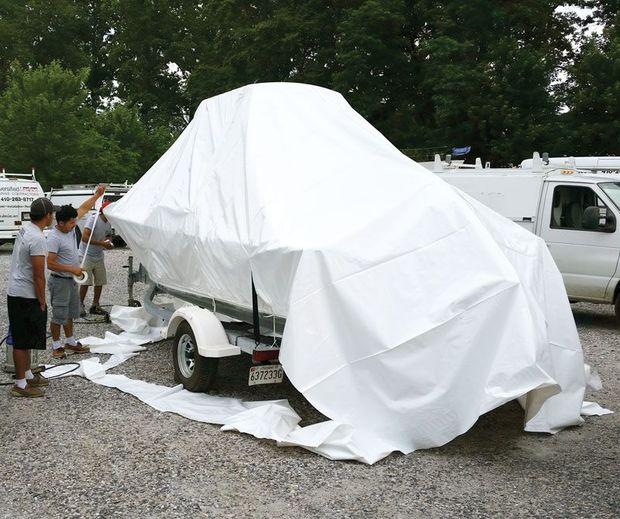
[{"xmin": 173, "ymin": 321, "xmax": 219, "ymax": 392}]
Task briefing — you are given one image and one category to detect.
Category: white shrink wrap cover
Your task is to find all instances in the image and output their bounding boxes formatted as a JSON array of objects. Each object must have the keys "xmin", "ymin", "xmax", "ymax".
[{"xmin": 107, "ymin": 83, "xmax": 590, "ymax": 459}]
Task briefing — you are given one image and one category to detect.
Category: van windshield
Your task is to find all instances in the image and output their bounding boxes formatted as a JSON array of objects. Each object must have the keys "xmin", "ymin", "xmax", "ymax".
[{"xmin": 600, "ymin": 183, "xmax": 620, "ymax": 210}]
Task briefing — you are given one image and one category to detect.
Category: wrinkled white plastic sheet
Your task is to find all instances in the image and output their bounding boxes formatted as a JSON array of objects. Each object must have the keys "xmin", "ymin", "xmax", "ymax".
[
  {"xmin": 47, "ymin": 307, "xmax": 392, "ymax": 463},
  {"xmin": 46, "ymin": 306, "xmax": 610, "ymax": 464},
  {"xmin": 105, "ymin": 82, "xmax": 610, "ymax": 460},
  {"xmin": 78, "ymin": 307, "xmax": 165, "ymax": 354}
]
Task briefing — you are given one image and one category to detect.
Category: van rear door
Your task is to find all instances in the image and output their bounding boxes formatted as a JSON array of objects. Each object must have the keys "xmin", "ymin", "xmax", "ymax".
[
  {"xmin": 0, "ymin": 181, "xmax": 43, "ymax": 240},
  {"xmin": 539, "ymin": 181, "xmax": 620, "ymax": 302}
]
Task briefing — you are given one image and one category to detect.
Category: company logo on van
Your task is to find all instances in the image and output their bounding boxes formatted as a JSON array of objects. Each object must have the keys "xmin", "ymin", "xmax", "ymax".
[{"xmin": 0, "ymin": 185, "xmax": 40, "ymax": 192}]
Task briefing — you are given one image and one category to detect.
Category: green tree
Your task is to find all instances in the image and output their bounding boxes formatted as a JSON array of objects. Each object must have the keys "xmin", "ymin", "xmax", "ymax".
[
  {"xmin": 0, "ymin": 1, "xmax": 114, "ymax": 106},
  {"xmin": 0, "ymin": 62, "xmax": 98, "ymax": 187},
  {"xmin": 184, "ymin": 0, "xmax": 341, "ymax": 101},
  {"xmin": 564, "ymin": 11, "xmax": 620, "ymax": 154},
  {"xmin": 106, "ymin": 0, "xmax": 190, "ymax": 130},
  {"xmin": 0, "ymin": 62, "xmax": 167, "ymax": 189},
  {"xmin": 332, "ymin": 0, "xmax": 414, "ymax": 146},
  {"xmin": 95, "ymin": 104, "xmax": 173, "ymax": 180},
  {"xmin": 404, "ymin": 1, "xmax": 575, "ymax": 164},
  {"xmin": 0, "ymin": 0, "xmax": 610, "ymax": 170}
]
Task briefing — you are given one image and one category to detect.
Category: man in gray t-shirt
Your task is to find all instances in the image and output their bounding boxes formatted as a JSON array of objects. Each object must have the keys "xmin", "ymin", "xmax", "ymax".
[
  {"xmin": 6, "ymin": 197, "xmax": 56, "ymax": 397},
  {"xmin": 78, "ymin": 201, "xmax": 113, "ymax": 316},
  {"xmin": 47, "ymin": 226, "xmax": 80, "ymax": 278},
  {"xmin": 8, "ymin": 222, "xmax": 48, "ymax": 298},
  {"xmin": 78, "ymin": 208, "xmax": 112, "ymax": 262},
  {"xmin": 46, "ymin": 185, "xmax": 105, "ymax": 359}
]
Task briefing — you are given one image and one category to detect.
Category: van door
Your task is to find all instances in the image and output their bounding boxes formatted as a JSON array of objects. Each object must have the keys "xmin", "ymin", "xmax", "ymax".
[{"xmin": 539, "ymin": 181, "xmax": 620, "ymax": 302}]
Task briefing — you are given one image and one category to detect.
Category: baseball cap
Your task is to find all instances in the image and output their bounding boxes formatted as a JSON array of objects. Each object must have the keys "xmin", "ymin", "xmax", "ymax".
[{"xmin": 29, "ymin": 197, "xmax": 60, "ymax": 219}]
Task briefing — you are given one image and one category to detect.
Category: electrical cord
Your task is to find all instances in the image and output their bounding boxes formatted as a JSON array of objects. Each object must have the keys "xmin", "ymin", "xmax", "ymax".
[{"xmin": 1, "ymin": 334, "xmax": 82, "ymax": 385}]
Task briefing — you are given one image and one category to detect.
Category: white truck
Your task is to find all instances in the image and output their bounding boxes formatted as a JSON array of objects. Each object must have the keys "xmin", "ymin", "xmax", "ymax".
[
  {"xmin": 434, "ymin": 154, "xmax": 620, "ymax": 320},
  {"xmin": 0, "ymin": 169, "xmax": 44, "ymax": 246}
]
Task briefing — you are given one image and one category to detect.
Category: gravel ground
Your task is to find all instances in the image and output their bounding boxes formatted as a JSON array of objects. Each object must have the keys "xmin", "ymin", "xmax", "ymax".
[{"xmin": 0, "ymin": 244, "xmax": 618, "ymax": 518}]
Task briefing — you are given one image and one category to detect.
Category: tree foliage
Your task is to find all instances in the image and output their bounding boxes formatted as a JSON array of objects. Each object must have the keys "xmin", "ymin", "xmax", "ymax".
[
  {"xmin": 0, "ymin": 62, "xmax": 170, "ymax": 189},
  {"xmin": 564, "ymin": 9, "xmax": 620, "ymax": 154},
  {"xmin": 0, "ymin": 1, "xmax": 617, "ymax": 188}
]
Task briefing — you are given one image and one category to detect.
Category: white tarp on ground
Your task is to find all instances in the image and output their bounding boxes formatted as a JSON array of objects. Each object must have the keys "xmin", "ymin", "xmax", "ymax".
[
  {"xmin": 51, "ymin": 306, "xmax": 609, "ymax": 464},
  {"xmin": 106, "ymin": 82, "xmax": 602, "ymax": 460}
]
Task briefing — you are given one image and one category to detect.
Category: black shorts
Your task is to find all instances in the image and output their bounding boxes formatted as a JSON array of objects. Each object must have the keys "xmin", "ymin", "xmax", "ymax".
[{"xmin": 7, "ymin": 295, "xmax": 47, "ymax": 350}]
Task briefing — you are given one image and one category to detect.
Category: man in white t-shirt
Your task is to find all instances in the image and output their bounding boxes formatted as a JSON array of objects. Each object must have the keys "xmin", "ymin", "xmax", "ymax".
[
  {"xmin": 6, "ymin": 197, "xmax": 57, "ymax": 397},
  {"xmin": 78, "ymin": 199, "xmax": 113, "ymax": 316}
]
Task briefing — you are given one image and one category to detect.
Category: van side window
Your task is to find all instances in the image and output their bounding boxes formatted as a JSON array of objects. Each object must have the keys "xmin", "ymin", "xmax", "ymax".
[{"xmin": 551, "ymin": 185, "xmax": 616, "ymax": 232}]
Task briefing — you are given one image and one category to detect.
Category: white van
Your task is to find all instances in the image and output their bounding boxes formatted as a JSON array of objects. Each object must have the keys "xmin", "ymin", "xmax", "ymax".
[
  {"xmin": 0, "ymin": 170, "xmax": 44, "ymax": 245},
  {"xmin": 48, "ymin": 183, "xmax": 132, "ymax": 246},
  {"xmin": 434, "ymin": 155, "xmax": 620, "ymax": 320}
]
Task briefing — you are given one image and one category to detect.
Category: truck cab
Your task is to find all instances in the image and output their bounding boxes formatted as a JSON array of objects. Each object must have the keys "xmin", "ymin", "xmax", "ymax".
[{"xmin": 537, "ymin": 176, "xmax": 620, "ymax": 306}]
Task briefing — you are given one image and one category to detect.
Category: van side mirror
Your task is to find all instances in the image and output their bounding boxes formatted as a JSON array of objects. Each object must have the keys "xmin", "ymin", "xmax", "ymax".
[
  {"xmin": 605, "ymin": 209, "xmax": 617, "ymax": 232},
  {"xmin": 583, "ymin": 206, "xmax": 616, "ymax": 232}
]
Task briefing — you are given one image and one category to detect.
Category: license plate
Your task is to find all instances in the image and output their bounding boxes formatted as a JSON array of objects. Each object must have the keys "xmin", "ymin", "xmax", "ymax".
[{"xmin": 248, "ymin": 364, "xmax": 284, "ymax": 386}]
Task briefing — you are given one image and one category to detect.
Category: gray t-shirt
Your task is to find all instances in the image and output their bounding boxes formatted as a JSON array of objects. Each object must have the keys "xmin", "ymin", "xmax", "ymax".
[
  {"xmin": 78, "ymin": 213, "xmax": 112, "ymax": 261},
  {"xmin": 46, "ymin": 227, "xmax": 79, "ymax": 278},
  {"xmin": 7, "ymin": 222, "xmax": 48, "ymax": 299}
]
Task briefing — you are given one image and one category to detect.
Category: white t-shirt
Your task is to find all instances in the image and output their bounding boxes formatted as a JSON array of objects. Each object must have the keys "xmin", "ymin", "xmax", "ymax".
[{"xmin": 7, "ymin": 222, "xmax": 47, "ymax": 299}]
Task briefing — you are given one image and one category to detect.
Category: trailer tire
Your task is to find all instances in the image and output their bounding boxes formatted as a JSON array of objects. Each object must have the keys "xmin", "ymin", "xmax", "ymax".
[
  {"xmin": 615, "ymin": 294, "xmax": 620, "ymax": 324},
  {"xmin": 173, "ymin": 321, "xmax": 219, "ymax": 392}
]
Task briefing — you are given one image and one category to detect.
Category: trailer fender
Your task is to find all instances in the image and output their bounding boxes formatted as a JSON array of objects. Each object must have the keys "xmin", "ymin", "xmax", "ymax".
[{"xmin": 167, "ymin": 306, "xmax": 241, "ymax": 358}]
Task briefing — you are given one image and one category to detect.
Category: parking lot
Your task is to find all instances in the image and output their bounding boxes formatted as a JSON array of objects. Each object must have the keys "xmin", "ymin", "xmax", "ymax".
[{"xmin": 0, "ymin": 246, "xmax": 618, "ymax": 518}]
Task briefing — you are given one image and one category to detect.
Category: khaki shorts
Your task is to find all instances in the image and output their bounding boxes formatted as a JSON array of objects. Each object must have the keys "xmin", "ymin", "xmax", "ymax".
[
  {"xmin": 82, "ymin": 258, "xmax": 107, "ymax": 286},
  {"xmin": 49, "ymin": 275, "xmax": 81, "ymax": 325}
]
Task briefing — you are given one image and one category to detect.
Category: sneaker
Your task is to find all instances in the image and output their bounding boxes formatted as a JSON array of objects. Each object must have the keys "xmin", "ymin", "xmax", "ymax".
[
  {"xmin": 11, "ymin": 384, "xmax": 45, "ymax": 398},
  {"xmin": 80, "ymin": 304, "xmax": 87, "ymax": 318},
  {"xmin": 52, "ymin": 347, "xmax": 67, "ymax": 359},
  {"xmin": 65, "ymin": 342, "xmax": 90, "ymax": 354},
  {"xmin": 27, "ymin": 373, "xmax": 49, "ymax": 388},
  {"xmin": 89, "ymin": 305, "xmax": 108, "ymax": 316}
]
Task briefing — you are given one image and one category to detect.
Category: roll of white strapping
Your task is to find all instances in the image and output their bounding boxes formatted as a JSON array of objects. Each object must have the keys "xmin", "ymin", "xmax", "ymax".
[
  {"xmin": 73, "ymin": 270, "xmax": 89, "ymax": 284},
  {"xmin": 74, "ymin": 193, "xmax": 104, "ymax": 285}
]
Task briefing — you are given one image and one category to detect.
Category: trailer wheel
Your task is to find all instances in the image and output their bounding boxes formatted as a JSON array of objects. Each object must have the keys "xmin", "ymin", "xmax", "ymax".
[{"xmin": 173, "ymin": 321, "xmax": 219, "ymax": 392}]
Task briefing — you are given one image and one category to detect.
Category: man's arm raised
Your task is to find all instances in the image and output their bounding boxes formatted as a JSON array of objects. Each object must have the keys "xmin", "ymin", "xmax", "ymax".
[{"xmin": 77, "ymin": 184, "xmax": 106, "ymax": 220}]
